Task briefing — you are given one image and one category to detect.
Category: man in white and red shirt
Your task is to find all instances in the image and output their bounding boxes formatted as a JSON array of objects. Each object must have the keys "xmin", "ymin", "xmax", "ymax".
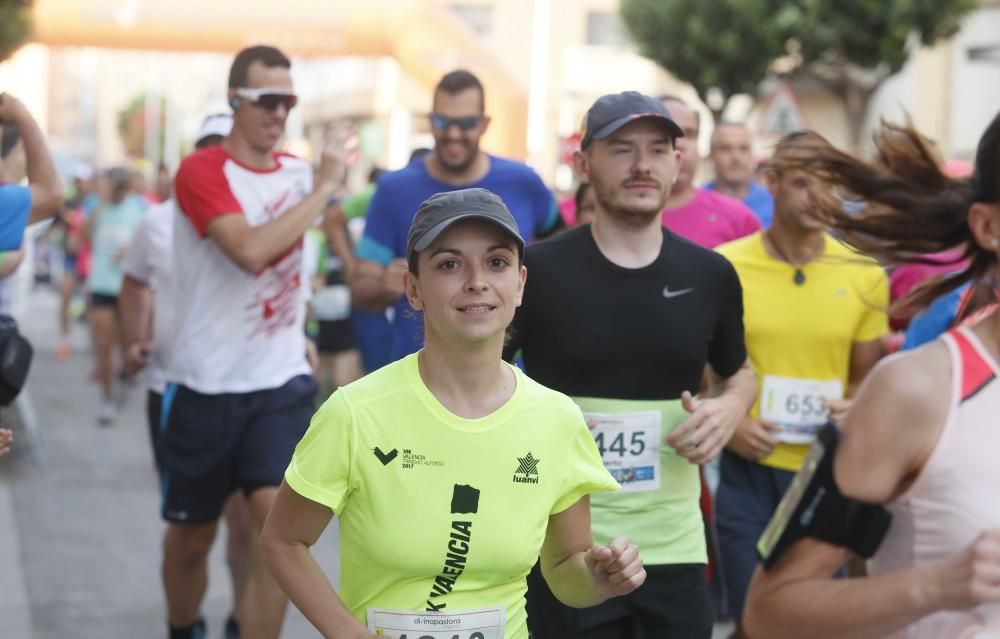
[{"xmin": 159, "ymin": 45, "xmax": 340, "ymax": 639}]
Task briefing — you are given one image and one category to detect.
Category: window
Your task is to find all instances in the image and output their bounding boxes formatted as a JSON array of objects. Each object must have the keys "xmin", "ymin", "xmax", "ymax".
[
  {"xmin": 450, "ymin": 4, "xmax": 493, "ymax": 38},
  {"xmin": 586, "ymin": 11, "xmax": 628, "ymax": 47}
]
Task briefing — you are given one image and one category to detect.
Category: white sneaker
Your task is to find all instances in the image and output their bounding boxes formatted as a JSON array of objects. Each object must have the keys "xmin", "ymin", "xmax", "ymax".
[{"xmin": 97, "ymin": 398, "xmax": 116, "ymax": 427}]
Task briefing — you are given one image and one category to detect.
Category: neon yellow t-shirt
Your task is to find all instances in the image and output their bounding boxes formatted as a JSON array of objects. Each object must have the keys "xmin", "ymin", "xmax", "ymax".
[
  {"xmin": 717, "ymin": 232, "xmax": 888, "ymax": 472},
  {"xmin": 286, "ymin": 353, "xmax": 619, "ymax": 639}
]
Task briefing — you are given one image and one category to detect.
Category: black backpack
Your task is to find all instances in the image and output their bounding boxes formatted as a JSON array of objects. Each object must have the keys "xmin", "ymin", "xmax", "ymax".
[{"xmin": 0, "ymin": 317, "xmax": 32, "ymax": 406}]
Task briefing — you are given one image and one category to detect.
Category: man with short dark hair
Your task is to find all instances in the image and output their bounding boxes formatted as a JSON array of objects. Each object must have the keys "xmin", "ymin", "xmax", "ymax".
[
  {"xmin": 159, "ymin": 45, "xmax": 340, "ymax": 639},
  {"xmin": 714, "ymin": 132, "xmax": 887, "ymax": 638},
  {"xmin": 120, "ymin": 114, "xmax": 251, "ymax": 639},
  {"xmin": 707, "ymin": 121, "xmax": 774, "ymax": 228},
  {"xmin": 0, "ymin": 92, "xmax": 62, "ymax": 250},
  {"xmin": 508, "ymin": 91, "xmax": 757, "ymax": 639},
  {"xmin": 350, "ymin": 69, "xmax": 561, "ymax": 363}
]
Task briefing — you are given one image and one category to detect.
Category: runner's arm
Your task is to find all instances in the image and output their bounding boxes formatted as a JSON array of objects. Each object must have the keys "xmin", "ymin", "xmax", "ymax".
[
  {"xmin": 0, "ymin": 249, "xmax": 24, "ymax": 278},
  {"xmin": 119, "ymin": 276, "xmax": 153, "ymax": 352},
  {"xmin": 667, "ymin": 360, "xmax": 757, "ymax": 465},
  {"xmin": 349, "ymin": 258, "xmax": 407, "ymax": 312},
  {"xmin": 847, "ymin": 338, "xmax": 883, "ymax": 396},
  {"xmin": 262, "ymin": 481, "xmax": 375, "ymax": 639},
  {"xmin": 207, "ymin": 182, "xmax": 335, "ymax": 275},
  {"xmin": 743, "ymin": 346, "xmax": 976, "ymax": 639},
  {"xmin": 539, "ymin": 497, "xmax": 645, "ymax": 608},
  {"xmin": 0, "ymin": 94, "xmax": 62, "ymax": 225},
  {"xmin": 321, "ymin": 203, "xmax": 356, "ymax": 279}
]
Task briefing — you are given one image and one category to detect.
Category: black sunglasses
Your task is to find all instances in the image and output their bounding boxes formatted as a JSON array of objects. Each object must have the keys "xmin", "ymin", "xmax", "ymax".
[
  {"xmin": 235, "ymin": 88, "xmax": 298, "ymax": 112},
  {"xmin": 430, "ymin": 113, "xmax": 483, "ymax": 131}
]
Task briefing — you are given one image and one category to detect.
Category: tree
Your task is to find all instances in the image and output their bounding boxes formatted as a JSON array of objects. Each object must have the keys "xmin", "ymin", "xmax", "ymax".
[
  {"xmin": 117, "ymin": 94, "xmax": 167, "ymax": 162},
  {"xmin": 0, "ymin": 0, "xmax": 32, "ymax": 62},
  {"xmin": 620, "ymin": 0, "xmax": 781, "ymax": 122},
  {"xmin": 621, "ymin": 0, "xmax": 978, "ymax": 149}
]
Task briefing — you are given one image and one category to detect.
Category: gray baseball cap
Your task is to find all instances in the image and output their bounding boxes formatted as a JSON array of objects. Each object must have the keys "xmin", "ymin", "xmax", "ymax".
[
  {"xmin": 580, "ymin": 91, "xmax": 684, "ymax": 149},
  {"xmin": 406, "ymin": 188, "xmax": 524, "ymax": 261}
]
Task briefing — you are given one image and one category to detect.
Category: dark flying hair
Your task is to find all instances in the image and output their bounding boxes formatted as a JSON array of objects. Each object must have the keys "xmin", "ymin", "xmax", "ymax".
[{"xmin": 774, "ymin": 115, "xmax": 1000, "ymax": 313}]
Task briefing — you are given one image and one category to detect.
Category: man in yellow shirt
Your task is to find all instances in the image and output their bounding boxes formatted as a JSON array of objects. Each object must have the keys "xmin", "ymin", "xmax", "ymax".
[{"xmin": 715, "ymin": 131, "xmax": 888, "ymax": 637}]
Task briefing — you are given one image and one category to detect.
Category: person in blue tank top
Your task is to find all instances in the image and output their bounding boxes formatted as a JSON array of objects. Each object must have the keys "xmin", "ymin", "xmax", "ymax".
[{"xmin": 350, "ymin": 70, "xmax": 562, "ymax": 364}]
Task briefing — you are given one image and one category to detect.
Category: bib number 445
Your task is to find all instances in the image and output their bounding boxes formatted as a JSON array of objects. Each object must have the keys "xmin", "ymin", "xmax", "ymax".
[{"xmin": 594, "ymin": 431, "xmax": 646, "ymax": 457}]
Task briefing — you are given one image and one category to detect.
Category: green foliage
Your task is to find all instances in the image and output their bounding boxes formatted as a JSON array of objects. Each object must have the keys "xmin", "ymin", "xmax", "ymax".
[
  {"xmin": 620, "ymin": 0, "xmax": 978, "ymax": 109},
  {"xmin": 0, "ymin": 1, "xmax": 32, "ymax": 62},
  {"xmin": 117, "ymin": 94, "xmax": 167, "ymax": 161},
  {"xmin": 782, "ymin": 0, "xmax": 977, "ymax": 73},
  {"xmin": 620, "ymin": 0, "xmax": 780, "ymax": 109}
]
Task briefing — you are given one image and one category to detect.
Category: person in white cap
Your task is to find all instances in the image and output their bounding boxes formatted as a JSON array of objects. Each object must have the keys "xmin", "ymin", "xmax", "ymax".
[{"xmin": 119, "ymin": 113, "xmax": 250, "ymax": 639}]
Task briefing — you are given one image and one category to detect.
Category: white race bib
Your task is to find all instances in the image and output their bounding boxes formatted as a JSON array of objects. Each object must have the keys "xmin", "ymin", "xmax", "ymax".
[
  {"xmin": 311, "ymin": 284, "xmax": 352, "ymax": 321},
  {"xmin": 367, "ymin": 607, "xmax": 505, "ymax": 639},
  {"xmin": 760, "ymin": 376, "xmax": 844, "ymax": 444},
  {"xmin": 583, "ymin": 411, "xmax": 661, "ymax": 493}
]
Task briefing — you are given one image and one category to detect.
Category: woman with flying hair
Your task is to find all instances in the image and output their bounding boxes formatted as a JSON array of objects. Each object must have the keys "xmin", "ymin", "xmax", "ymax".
[{"xmin": 743, "ymin": 111, "xmax": 1000, "ymax": 639}]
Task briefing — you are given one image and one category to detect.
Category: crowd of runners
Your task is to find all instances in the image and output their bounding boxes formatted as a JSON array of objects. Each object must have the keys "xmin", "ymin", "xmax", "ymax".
[{"xmin": 1, "ymin": 42, "xmax": 999, "ymax": 639}]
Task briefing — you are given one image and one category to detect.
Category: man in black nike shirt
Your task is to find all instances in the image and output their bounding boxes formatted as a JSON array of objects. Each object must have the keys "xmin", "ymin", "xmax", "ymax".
[{"xmin": 506, "ymin": 91, "xmax": 757, "ymax": 639}]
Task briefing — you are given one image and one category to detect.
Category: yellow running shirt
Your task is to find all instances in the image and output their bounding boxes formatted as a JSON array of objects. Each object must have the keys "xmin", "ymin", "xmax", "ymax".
[
  {"xmin": 717, "ymin": 232, "xmax": 888, "ymax": 472},
  {"xmin": 286, "ymin": 353, "xmax": 619, "ymax": 639}
]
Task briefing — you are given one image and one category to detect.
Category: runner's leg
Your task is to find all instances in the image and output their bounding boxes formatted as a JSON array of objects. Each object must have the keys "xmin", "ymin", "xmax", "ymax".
[
  {"xmin": 223, "ymin": 492, "xmax": 252, "ymax": 629},
  {"xmin": 163, "ymin": 521, "xmax": 219, "ymax": 627},
  {"xmin": 239, "ymin": 486, "xmax": 287, "ymax": 639}
]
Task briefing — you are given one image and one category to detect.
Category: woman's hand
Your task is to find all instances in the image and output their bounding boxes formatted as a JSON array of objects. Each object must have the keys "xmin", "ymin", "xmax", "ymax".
[{"xmin": 585, "ymin": 536, "xmax": 646, "ymax": 599}]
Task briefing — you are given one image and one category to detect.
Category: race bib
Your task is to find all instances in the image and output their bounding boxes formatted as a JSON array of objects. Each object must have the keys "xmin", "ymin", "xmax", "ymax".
[
  {"xmin": 760, "ymin": 376, "xmax": 844, "ymax": 444},
  {"xmin": 583, "ymin": 411, "xmax": 661, "ymax": 493},
  {"xmin": 367, "ymin": 607, "xmax": 505, "ymax": 639},
  {"xmin": 311, "ymin": 284, "xmax": 351, "ymax": 321}
]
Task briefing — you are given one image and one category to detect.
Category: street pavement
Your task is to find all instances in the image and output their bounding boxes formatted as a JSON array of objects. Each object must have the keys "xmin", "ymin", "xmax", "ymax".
[{"xmin": 1, "ymin": 287, "xmax": 733, "ymax": 639}]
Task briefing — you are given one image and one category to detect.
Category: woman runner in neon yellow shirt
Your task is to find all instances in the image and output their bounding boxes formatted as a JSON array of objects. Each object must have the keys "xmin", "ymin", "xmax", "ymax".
[{"xmin": 262, "ymin": 188, "xmax": 644, "ymax": 639}]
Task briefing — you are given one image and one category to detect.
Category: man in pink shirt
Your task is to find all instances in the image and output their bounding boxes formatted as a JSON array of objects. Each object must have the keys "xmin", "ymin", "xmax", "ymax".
[{"xmin": 660, "ymin": 97, "xmax": 761, "ymax": 249}]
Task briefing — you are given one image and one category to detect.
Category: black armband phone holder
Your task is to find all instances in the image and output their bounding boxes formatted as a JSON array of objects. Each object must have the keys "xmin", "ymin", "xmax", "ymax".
[{"xmin": 757, "ymin": 422, "xmax": 892, "ymax": 569}]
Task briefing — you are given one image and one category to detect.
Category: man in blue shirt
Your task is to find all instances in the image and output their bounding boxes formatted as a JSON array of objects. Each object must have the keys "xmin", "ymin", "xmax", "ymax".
[
  {"xmin": 351, "ymin": 70, "xmax": 560, "ymax": 363},
  {"xmin": 0, "ymin": 92, "xmax": 63, "ymax": 250},
  {"xmin": 706, "ymin": 121, "xmax": 774, "ymax": 228}
]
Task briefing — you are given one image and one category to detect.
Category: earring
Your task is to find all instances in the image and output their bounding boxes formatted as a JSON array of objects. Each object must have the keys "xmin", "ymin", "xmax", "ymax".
[
  {"xmin": 229, "ymin": 98, "xmax": 239, "ymax": 110},
  {"xmin": 992, "ymin": 238, "xmax": 999, "ymax": 248}
]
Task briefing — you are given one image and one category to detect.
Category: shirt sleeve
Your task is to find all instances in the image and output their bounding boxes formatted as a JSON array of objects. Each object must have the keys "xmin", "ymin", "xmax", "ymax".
[
  {"xmin": 285, "ymin": 391, "xmax": 356, "ymax": 513},
  {"xmin": 551, "ymin": 408, "xmax": 619, "ymax": 515},
  {"xmin": 707, "ymin": 256, "xmax": 749, "ymax": 378},
  {"xmin": 0, "ymin": 185, "xmax": 32, "ymax": 252},
  {"xmin": 855, "ymin": 267, "xmax": 890, "ymax": 343},
  {"xmin": 735, "ymin": 201, "xmax": 762, "ymax": 239},
  {"xmin": 121, "ymin": 213, "xmax": 157, "ymax": 283},
  {"xmin": 355, "ymin": 180, "xmax": 397, "ymax": 266},
  {"xmin": 174, "ymin": 153, "xmax": 242, "ymax": 237},
  {"xmin": 532, "ymin": 178, "xmax": 559, "ymax": 238}
]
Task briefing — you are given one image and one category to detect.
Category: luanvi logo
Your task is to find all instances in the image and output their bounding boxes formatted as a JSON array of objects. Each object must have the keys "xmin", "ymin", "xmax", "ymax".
[
  {"xmin": 513, "ymin": 452, "xmax": 540, "ymax": 484},
  {"xmin": 373, "ymin": 447, "xmax": 398, "ymax": 465}
]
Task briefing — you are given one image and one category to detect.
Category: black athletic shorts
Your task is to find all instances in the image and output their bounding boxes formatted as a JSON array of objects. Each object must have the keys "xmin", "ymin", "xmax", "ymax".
[
  {"xmin": 90, "ymin": 293, "xmax": 118, "ymax": 308},
  {"xmin": 159, "ymin": 374, "xmax": 317, "ymax": 524},
  {"xmin": 526, "ymin": 561, "xmax": 713, "ymax": 639},
  {"xmin": 316, "ymin": 318, "xmax": 356, "ymax": 354},
  {"xmin": 147, "ymin": 389, "xmax": 163, "ymax": 476}
]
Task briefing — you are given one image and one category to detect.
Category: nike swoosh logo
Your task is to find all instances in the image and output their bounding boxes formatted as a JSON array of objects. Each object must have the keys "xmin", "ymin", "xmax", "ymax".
[
  {"xmin": 662, "ymin": 286, "xmax": 694, "ymax": 299},
  {"xmin": 373, "ymin": 447, "xmax": 398, "ymax": 465}
]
